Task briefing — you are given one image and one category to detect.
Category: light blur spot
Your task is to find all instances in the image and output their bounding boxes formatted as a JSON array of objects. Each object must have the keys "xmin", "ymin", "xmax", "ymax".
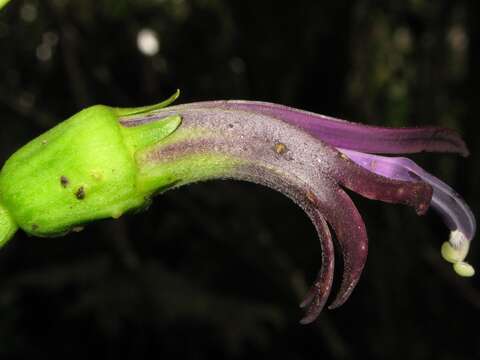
[
  {"xmin": 36, "ymin": 43, "xmax": 52, "ymax": 62},
  {"xmin": 447, "ymin": 25, "xmax": 468, "ymax": 78},
  {"xmin": 20, "ymin": 3, "xmax": 37, "ymax": 23},
  {"xmin": 137, "ymin": 29, "xmax": 160, "ymax": 57},
  {"xmin": 18, "ymin": 92, "xmax": 35, "ymax": 111},
  {"xmin": 393, "ymin": 27, "xmax": 412, "ymax": 52},
  {"xmin": 42, "ymin": 31, "xmax": 59, "ymax": 46},
  {"xmin": 448, "ymin": 25, "xmax": 468, "ymax": 53},
  {"xmin": 36, "ymin": 32, "xmax": 59, "ymax": 62},
  {"xmin": 229, "ymin": 57, "xmax": 246, "ymax": 74},
  {"xmin": 171, "ymin": 0, "xmax": 189, "ymax": 20}
]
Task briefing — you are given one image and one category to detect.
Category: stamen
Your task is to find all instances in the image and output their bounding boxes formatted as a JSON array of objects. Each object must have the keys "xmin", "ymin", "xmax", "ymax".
[{"xmin": 441, "ymin": 237, "xmax": 475, "ymax": 277}]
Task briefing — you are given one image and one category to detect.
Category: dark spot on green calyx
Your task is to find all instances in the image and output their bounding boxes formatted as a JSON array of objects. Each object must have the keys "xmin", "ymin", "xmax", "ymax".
[
  {"xmin": 31, "ymin": 224, "xmax": 39, "ymax": 231},
  {"xmin": 60, "ymin": 176, "xmax": 69, "ymax": 187},
  {"xmin": 75, "ymin": 186, "xmax": 85, "ymax": 200}
]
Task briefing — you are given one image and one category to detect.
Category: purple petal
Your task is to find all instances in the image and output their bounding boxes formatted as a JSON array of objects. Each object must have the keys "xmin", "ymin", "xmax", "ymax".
[
  {"xmin": 234, "ymin": 166, "xmax": 337, "ymax": 324},
  {"xmin": 317, "ymin": 186, "xmax": 369, "ymax": 310},
  {"xmin": 172, "ymin": 101, "xmax": 469, "ymax": 157},
  {"xmin": 298, "ymin": 211, "xmax": 334, "ymax": 324}
]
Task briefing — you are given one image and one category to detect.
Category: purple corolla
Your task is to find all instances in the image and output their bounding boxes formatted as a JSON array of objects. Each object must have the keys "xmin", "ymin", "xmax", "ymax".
[
  {"xmin": 0, "ymin": 92, "xmax": 474, "ymax": 324},
  {"xmin": 117, "ymin": 98, "xmax": 475, "ymax": 324}
]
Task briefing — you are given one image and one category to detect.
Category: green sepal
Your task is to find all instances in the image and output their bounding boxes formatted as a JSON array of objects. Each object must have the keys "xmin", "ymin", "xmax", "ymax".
[
  {"xmin": 120, "ymin": 115, "xmax": 182, "ymax": 155},
  {"xmin": 114, "ymin": 90, "xmax": 180, "ymax": 117}
]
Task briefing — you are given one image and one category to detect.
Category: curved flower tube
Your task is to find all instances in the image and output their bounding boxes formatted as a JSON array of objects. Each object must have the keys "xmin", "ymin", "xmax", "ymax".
[{"xmin": 0, "ymin": 92, "xmax": 474, "ymax": 324}]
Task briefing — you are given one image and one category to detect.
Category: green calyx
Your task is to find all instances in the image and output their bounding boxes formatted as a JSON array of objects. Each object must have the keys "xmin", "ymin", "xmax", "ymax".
[
  {"xmin": 0, "ymin": 92, "xmax": 182, "ymax": 246},
  {"xmin": 120, "ymin": 115, "xmax": 182, "ymax": 155}
]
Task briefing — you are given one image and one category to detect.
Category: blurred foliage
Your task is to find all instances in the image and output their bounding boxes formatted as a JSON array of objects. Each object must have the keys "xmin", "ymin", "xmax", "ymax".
[{"xmin": 0, "ymin": 0, "xmax": 479, "ymax": 359}]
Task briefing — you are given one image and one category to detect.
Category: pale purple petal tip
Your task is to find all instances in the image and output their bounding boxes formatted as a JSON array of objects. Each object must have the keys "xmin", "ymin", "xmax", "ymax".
[{"xmin": 340, "ymin": 149, "xmax": 476, "ymax": 243}]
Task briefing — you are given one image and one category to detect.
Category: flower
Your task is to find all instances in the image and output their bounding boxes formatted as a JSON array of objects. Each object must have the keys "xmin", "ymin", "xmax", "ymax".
[{"xmin": 0, "ymin": 92, "xmax": 474, "ymax": 324}]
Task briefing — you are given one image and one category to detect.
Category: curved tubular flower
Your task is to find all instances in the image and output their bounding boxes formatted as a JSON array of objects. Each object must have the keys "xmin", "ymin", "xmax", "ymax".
[{"xmin": 0, "ymin": 92, "xmax": 474, "ymax": 324}]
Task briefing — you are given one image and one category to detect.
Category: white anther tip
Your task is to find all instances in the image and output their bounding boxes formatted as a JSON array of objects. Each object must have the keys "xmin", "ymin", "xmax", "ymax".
[{"xmin": 449, "ymin": 230, "xmax": 468, "ymax": 249}]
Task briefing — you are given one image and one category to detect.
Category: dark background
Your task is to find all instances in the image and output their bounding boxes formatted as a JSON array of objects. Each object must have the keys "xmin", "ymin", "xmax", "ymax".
[{"xmin": 0, "ymin": 0, "xmax": 479, "ymax": 359}]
